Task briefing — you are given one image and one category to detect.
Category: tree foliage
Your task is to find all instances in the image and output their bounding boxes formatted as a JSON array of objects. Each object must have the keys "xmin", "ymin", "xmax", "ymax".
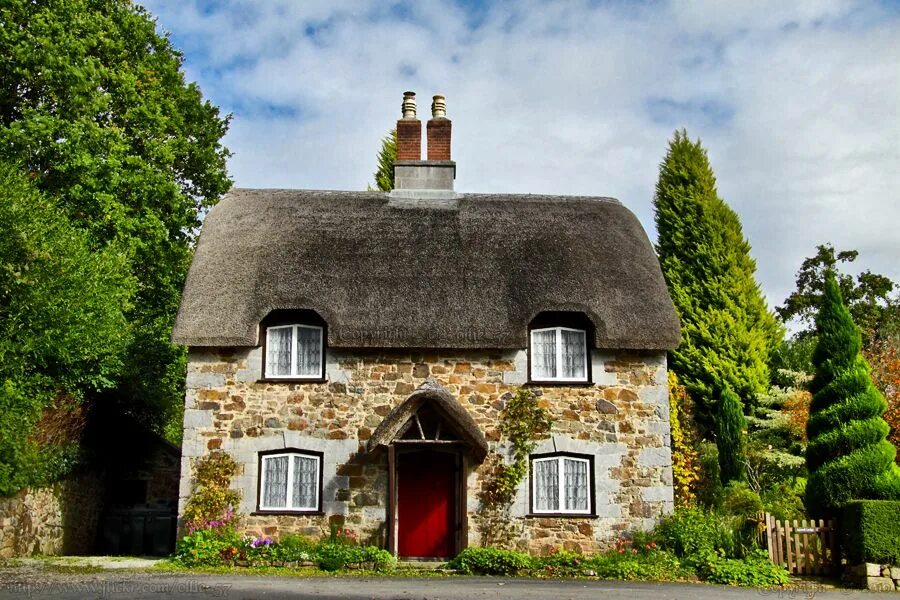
[
  {"xmin": 0, "ymin": 163, "xmax": 133, "ymax": 494},
  {"xmin": 804, "ymin": 271, "xmax": 900, "ymax": 516},
  {"xmin": 371, "ymin": 129, "xmax": 396, "ymax": 191},
  {"xmin": 714, "ymin": 386, "xmax": 747, "ymax": 484},
  {"xmin": 864, "ymin": 336, "xmax": 900, "ymax": 464},
  {"xmin": 778, "ymin": 245, "xmax": 898, "ymax": 344},
  {"xmin": 0, "ymin": 0, "xmax": 231, "ymax": 442},
  {"xmin": 654, "ymin": 130, "xmax": 782, "ymax": 422}
]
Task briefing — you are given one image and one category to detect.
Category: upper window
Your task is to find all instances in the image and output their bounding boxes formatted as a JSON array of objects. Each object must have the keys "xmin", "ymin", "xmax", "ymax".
[
  {"xmin": 530, "ymin": 453, "xmax": 593, "ymax": 515},
  {"xmin": 265, "ymin": 324, "xmax": 323, "ymax": 379},
  {"xmin": 530, "ymin": 327, "xmax": 588, "ymax": 382},
  {"xmin": 258, "ymin": 450, "xmax": 322, "ymax": 513}
]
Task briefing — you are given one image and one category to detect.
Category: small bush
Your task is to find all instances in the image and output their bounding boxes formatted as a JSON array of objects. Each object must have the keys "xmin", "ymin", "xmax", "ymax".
[
  {"xmin": 696, "ymin": 442, "xmax": 724, "ymax": 508},
  {"xmin": 586, "ymin": 547, "xmax": 690, "ymax": 581},
  {"xmin": 841, "ymin": 499, "xmax": 900, "ymax": 564},
  {"xmin": 696, "ymin": 549, "xmax": 789, "ymax": 586},
  {"xmin": 364, "ymin": 546, "xmax": 397, "ymax": 572},
  {"xmin": 448, "ymin": 547, "xmax": 532, "ymax": 575},
  {"xmin": 761, "ymin": 479, "xmax": 806, "ymax": 521},
  {"xmin": 274, "ymin": 534, "xmax": 316, "ymax": 563},
  {"xmin": 534, "ymin": 550, "xmax": 584, "ymax": 576},
  {"xmin": 174, "ymin": 525, "xmax": 243, "ymax": 567},
  {"xmin": 655, "ymin": 507, "xmax": 734, "ymax": 562}
]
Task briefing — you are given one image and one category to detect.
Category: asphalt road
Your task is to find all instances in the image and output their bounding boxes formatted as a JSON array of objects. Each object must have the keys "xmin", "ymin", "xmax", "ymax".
[{"xmin": 0, "ymin": 571, "xmax": 875, "ymax": 600}]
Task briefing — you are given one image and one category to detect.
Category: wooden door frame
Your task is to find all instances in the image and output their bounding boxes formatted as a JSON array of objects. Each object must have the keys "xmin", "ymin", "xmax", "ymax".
[{"xmin": 386, "ymin": 444, "xmax": 467, "ymax": 558}]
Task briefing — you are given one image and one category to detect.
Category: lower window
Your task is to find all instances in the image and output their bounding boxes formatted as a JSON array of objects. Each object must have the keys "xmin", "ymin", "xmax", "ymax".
[
  {"xmin": 530, "ymin": 453, "xmax": 593, "ymax": 515},
  {"xmin": 258, "ymin": 450, "xmax": 323, "ymax": 513}
]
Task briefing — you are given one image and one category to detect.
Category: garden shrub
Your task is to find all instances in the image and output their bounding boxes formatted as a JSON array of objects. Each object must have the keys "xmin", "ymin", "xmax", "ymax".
[
  {"xmin": 274, "ymin": 534, "xmax": 317, "ymax": 563},
  {"xmin": 714, "ymin": 386, "xmax": 747, "ymax": 484},
  {"xmin": 760, "ymin": 478, "xmax": 806, "ymax": 521},
  {"xmin": 448, "ymin": 547, "xmax": 533, "ymax": 575},
  {"xmin": 586, "ymin": 548, "xmax": 689, "ymax": 581},
  {"xmin": 696, "ymin": 549, "xmax": 789, "ymax": 586},
  {"xmin": 696, "ymin": 442, "xmax": 724, "ymax": 508},
  {"xmin": 174, "ymin": 524, "xmax": 243, "ymax": 567},
  {"xmin": 533, "ymin": 550, "xmax": 584, "ymax": 576},
  {"xmin": 841, "ymin": 500, "xmax": 900, "ymax": 565},
  {"xmin": 655, "ymin": 507, "xmax": 734, "ymax": 562}
]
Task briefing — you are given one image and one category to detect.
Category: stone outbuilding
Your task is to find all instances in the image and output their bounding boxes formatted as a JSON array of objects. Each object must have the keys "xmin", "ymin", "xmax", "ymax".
[{"xmin": 172, "ymin": 92, "xmax": 681, "ymax": 558}]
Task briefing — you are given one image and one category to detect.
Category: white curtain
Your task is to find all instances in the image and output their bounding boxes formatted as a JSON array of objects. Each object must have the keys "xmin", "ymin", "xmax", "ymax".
[
  {"xmin": 534, "ymin": 459, "xmax": 559, "ymax": 511},
  {"xmin": 532, "ymin": 329, "xmax": 558, "ymax": 379},
  {"xmin": 564, "ymin": 459, "xmax": 589, "ymax": 511},
  {"xmin": 267, "ymin": 327, "xmax": 293, "ymax": 377},
  {"xmin": 561, "ymin": 329, "xmax": 586, "ymax": 379},
  {"xmin": 263, "ymin": 455, "xmax": 289, "ymax": 508},
  {"xmin": 292, "ymin": 455, "xmax": 318, "ymax": 509},
  {"xmin": 296, "ymin": 327, "xmax": 322, "ymax": 376}
]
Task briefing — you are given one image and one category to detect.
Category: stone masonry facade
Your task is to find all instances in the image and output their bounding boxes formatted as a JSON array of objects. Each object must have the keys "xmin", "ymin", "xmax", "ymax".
[{"xmin": 180, "ymin": 346, "xmax": 674, "ymax": 555}]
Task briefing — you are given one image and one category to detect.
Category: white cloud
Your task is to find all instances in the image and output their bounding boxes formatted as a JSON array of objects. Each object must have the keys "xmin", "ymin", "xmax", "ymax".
[{"xmin": 142, "ymin": 0, "xmax": 900, "ymax": 313}]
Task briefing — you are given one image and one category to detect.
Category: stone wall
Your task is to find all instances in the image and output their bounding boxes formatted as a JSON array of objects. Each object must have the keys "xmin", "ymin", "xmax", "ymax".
[
  {"xmin": 0, "ymin": 473, "xmax": 104, "ymax": 558},
  {"xmin": 180, "ymin": 347, "xmax": 673, "ymax": 554}
]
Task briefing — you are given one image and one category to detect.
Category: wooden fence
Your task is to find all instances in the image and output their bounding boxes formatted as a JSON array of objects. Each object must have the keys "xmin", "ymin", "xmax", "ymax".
[{"xmin": 758, "ymin": 513, "xmax": 838, "ymax": 576}]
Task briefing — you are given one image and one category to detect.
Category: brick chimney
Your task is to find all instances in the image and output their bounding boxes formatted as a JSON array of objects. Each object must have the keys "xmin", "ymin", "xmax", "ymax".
[
  {"xmin": 427, "ymin": 95, "xmax": 451, "ymax": 160},
  {"xmin": 395, "ymin": 91, "xmax": 421, "ymax": 160},
  {"xmin": 392, "ymin": 91, "xmax": 456, "ymax": 195}
]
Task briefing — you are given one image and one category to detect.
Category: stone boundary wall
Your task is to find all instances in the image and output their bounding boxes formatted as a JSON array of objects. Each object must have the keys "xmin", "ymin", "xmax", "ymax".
[
  {"xmin": 180, "ymin": 347, "xmax": 673, "ymax": 554},
  {"xmin": 0, "ymin": 473, "xmax": 104, "ymax": 558}
]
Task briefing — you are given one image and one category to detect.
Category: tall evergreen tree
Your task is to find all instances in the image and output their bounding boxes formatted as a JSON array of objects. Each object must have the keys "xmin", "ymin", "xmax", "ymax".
[
  {"xmin": 654, "ymin": 130, "xmax": 782, "ymax": 425},
  {"xmin": 805, "ymin": 271, "xmax": 900, "ymax": 516},
  {"xmin": 715, "ymin": 386, "xmax": 747, "ymax": 484},
  {"xmin": 372, "ymin": 129, "xmax": 397, "ymax": 191}
]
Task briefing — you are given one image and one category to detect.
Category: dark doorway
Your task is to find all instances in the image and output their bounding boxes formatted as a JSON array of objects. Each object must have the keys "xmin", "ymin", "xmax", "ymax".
[{"xmin": 397, "ymin": 450, "xmax": 456, "ymax": 558}]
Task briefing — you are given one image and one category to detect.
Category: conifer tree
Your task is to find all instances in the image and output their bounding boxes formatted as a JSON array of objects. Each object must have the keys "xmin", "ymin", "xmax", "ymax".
[
  {"xmin": 654, "ymin": 130, "xmax": 782, "ymax": 425},
  {"xmin": 372, "ymin": 129, "xmax": 397, "ymax": 191},
  {"xmin": 715, "ymin": 386, "xmax": 747, "ymax": 484},
  {"xmin": 805, "ymin": 271, "xmax": 900, "ymax": 515}
]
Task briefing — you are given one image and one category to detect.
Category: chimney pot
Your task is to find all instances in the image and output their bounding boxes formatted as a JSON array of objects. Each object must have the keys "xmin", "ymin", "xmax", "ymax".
[
  {"xmin": 431, "ymin": 95, "xmax": 446, "ymax": 118},
  {"xmin": 401, "ymin": 91, "xmax": 417, "ymax": 119}
]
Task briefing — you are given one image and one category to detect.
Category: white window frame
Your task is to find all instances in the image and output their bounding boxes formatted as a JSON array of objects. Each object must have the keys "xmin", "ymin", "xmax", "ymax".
[
  {"xmin": 258, "ymin": 451, "xmax": 321, "ymax": 512},
  {"xmin": 530, "ymin": 455, "xmax": 593, "ymax": 515},
  {"xmin": 529, "ymin": 326, "xmax": 589, "ymax": 382},
  {"xmin": 264, "ymin": 324, "xmax": 324, "ymax": 379}
]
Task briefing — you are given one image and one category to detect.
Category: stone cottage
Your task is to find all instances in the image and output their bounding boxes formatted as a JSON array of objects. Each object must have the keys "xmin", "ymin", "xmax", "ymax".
[{"xmin": 172, "ymin": 92, "xmax": 681, "ymax": 558}]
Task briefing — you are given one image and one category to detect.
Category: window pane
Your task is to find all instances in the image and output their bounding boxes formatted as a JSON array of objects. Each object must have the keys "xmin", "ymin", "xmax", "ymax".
[
  {"xmin": 296, "ymin": 327, "xmax": 322, "ymax": 377},
  {"xmin": 564, "ymin": 459, "xmax": 589, "ymax": 511},
  {"xmin": 263, "ymin": 456, "xmax": 289, "ymax": 508},
  {"xmin": 532, "ymin": 329, "xmax": 557, "ymax": 379},
  {"xmin": 534, "ymin": 459, "xmax": 559, "ymax": 511},
  {"xmin": 267, "ymin": 327, "xmax": 293, "ymax": 377},
  {"xmin": 292, "ymin": 455, "xmax": 318, "ymax": 509},
  {"xmin": 561, "ymin": 329, "xmax": 586, "ymax": 379}
]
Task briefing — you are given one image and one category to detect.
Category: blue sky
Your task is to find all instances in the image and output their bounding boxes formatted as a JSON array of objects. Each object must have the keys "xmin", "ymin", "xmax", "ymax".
[{"xmin": 141, "ymin": 0, "xmax": 900, "ymax": 316}]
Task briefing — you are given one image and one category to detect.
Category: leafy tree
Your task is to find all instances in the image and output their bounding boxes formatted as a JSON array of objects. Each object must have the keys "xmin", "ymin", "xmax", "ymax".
[
  {"xmin": 864, "ymin": 336, "xmax": 900, "ymax": 464},
  {"xmin": 805, "ymin": 271, "xmax": 900, "ymax": 516},
  {"xmin": 0, "ymin": 0, "xmax": 231, "ymax": 441},
  {"xmin": 777, "ymin": 244, "xmax": 899, "ymax": 344},
  {"xmin": 715, "ymin": 386, "xmax": 747, "ymax": 484},
  {"xmin": 654, "ymin": 130, "xmax": 782, "ymax": 422},
  {"xmin": 371, "ymin": 129, "xmax": 397, "ymax": 191},
  {"xmin": 0, "ymin": 163, "xmax": 133, "ymax": 494}
]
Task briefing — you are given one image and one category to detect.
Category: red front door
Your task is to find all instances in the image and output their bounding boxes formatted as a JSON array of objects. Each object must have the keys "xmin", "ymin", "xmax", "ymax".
[{"xmin": 397, "ymin": 450, "xmax": 456, "ymax": 558}]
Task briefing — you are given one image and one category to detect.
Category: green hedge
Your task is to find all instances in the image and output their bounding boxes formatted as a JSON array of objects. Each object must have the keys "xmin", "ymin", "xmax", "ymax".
[{"xmin": 841, "ymin": 500, "xmax": 900, "ymax": 565}]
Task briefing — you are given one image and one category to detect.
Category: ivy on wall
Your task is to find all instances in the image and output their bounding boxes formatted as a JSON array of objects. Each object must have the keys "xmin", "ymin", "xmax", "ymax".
[{"xmin": 475, "ymin": 388, "xmax": 552, "ymax": 547}]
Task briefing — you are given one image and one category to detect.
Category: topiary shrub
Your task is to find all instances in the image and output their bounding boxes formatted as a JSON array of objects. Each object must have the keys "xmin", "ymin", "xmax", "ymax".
[
  {"xmin": 447, "ymin": 547, "xmax": 533, "ymax": 575},
  {"xmin": 805, "ymin": 271, "xmax": 900, "ymax": 516},
  {"xmin": 841, "ymin": 500, "xmax": 900, "ymax": 565}
]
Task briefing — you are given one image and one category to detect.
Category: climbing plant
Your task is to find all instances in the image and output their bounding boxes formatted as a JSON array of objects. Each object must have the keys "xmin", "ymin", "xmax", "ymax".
[
  {"xmin": 669, "ymin": 372, "xmax": 701, "ymax": 506},
  {"xmin": 182, "ymin": 451, "xmax": 241, "ymax": 532},
  {"xmin": 475, "ymin": 388, "xmax": 552, "ymax": 547}
]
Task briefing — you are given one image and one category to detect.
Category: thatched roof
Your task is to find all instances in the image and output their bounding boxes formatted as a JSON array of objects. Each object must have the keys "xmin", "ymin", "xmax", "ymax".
[
  {"xmin": 172, "ymin": 188, "xmax": 680, "ymax": 350},
  {"xmin": 367, "ymin": 379, "xmax": 489, "ymax": 461}
]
